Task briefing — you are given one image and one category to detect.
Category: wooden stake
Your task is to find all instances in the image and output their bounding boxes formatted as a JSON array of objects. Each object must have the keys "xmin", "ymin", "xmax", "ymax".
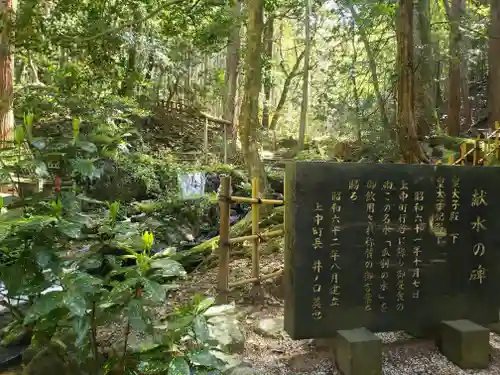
[
  {"xmin": 496, "ymin": 121, "xmax": 499, "ymax": 160},
  {"xmin": 460, "ymin": 143, "xmax": 467, "ymax": 165},
  {"xmin": 251, "ymin": 176, "xmax": 260, "ymax": 289},
  {"xmin": 204, "ymin": 117, "xmax": 209, "ymax": 164},
  {"xmin": 473, "ymin": 138, "xmax": 479, "ymax": 166},
  {"xmin": 217, "ymin": 175, "xmax": 231, "ymax": 304}
]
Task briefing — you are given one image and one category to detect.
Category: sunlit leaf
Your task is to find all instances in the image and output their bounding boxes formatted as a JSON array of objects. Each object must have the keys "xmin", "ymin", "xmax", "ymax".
[
  {"xmin": 150, "ymin": 258, "xmax": 186, "ymax": 278},
  {"xmin": 167, "ymin": 356, "xmax": 190, "ymax": 375},
  {"xmin": 141, "ymin": 278, "xmax": 165, "ymax": 303},
  {"xmin": 192, "ymin": 315, "xmax": 210, "ymax": 343},
  {"xmin": 63, "ymin": 290, "xmax": 87, "ymax": 316},
  {"xmin": 24, "ymin": 291, "xmax": 64, "ymax": 324},
  {"xmin": 187, "ymin": 348, "xmax": 226, "ymax": 369}
]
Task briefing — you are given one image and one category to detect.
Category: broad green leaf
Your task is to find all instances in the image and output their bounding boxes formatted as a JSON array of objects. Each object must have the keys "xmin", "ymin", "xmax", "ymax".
[
  {"xmin": 57, "ymin": 220, "xmax": 82, "ymax": 239},
  {"xmin": 187, "ymin": 349, "xmax": 226, "ymax": 369},
  {"xmin": 150, "ymin": 258, "xmax": 186, "ymax": 278},
  {"xmin": 73, "ymin": 316, "xmax": 90, "ymax": 345},
  {"xmin": 70, "ymin": 158, "xmax": 101, "ymax": 179},
  {"xmin": 126, "ymin": 299, "xmax": 148, "ymax": 331},
  {"xmin": 63, "ymin": 290, "xmax": 87, "ymax": 316},
  {"xmin": 24, "ymin": 291, "xmax": 64, "ymax": 324},
  {"xmin": 195, "ymin": 297, "xmax": 215, "ymax": 314},
  {"xmin": 192, "ymin": 315, "xmax": 210, "ymax": 343},
  {"xmin": 137, "ymin": 359, "xmax": 171, "ymax": 373},
  {"xmin": 76, "ymin": 140, "xmax": 98, "ymax": 153},
  {"xmin": 141, "ymin": 278, "xmax": 165, "ymax": 303},
  {"xmin": 167, "ymin": 356, "xmax": 190, "ymax": 375}
]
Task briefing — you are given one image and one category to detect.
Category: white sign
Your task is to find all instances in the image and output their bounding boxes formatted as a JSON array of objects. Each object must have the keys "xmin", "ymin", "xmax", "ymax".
[{"xmin": 178, "ymin": 172, "xmax": 206, "ymax": 199}]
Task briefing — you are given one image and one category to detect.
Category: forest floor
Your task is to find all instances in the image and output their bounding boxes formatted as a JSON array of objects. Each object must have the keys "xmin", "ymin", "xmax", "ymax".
[{"xmin": 157, "ymin": 245, "xmax": 500, "ymax": 375}]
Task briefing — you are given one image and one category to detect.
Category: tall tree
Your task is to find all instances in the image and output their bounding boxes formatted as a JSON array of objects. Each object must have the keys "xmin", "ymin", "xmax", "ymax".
[
  {"xmin": 396, "ymin": 0, "xmax": 424, "ymax": 162},
  {"xmin": 0, "ymin": 0, "xmax": 14, "ymax": 143},
  {"xmin": 261, "ymin": 15, "xmax": 274, "ymax": 130},
  {"xmin": 347, "ymin": 4, "xmax": 390, "ymax": 131},
  {"xmin": 446, "ymin": 0, "xmax": 462, "ymax": 136},
  {"xmin": 238, "ymin": 0, "xmax": 267, "ymax": 191},
  {"xmin": 297, "ymin": 0, "xmax": 311, "ymax": 150},
  {"xmin": 414, "ymin": 0, "xmax": 435, "ymax": 137},
  {"xmin": 489, "ymin": 0, "xmax": 500, "ymax": 128},
  {"xmin": 223, "ymin": 0, "xmax": 242, "ymax": 161}
]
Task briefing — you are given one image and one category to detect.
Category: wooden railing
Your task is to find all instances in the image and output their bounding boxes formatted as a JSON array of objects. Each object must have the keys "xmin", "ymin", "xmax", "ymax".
[
  {"xmin": 216, "ymin": 175, "xmax": 284, "ymax": 303},
  {"xmin": 448, "ymin": 122, "xmax": 500, "ymax": 165}
]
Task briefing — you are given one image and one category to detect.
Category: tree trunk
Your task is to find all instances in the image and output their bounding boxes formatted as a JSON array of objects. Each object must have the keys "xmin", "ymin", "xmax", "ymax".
[
  {"xmin": 350, "ymin": 33, "xmax": 362, "ymax": 145},
  {"xmin": 347, "ymin": 4, "xmax": 390, "ymax": 131},
  {"xmin": 120, "ymin": 10, "xmax": 142, "ymax": 97},
  {"xmin": 238, "ymin": 0, "xmax": 267, "ymax": 193},
  {"xmin": 446, "ymin": 0, "xmax": 462, "ymax": 136},
  {"xmin": 488, "ymin": 0, "xmax": 500, "ymax": 129},
  {"xmin": 223, "ymin": 0, "xmax": 241, "ymax": 161},
  {"xmin": 396, "ymin": 0, "xmax": 424, "ymax": 162},
  {"xmin": 414, "ymin": 0, "xmax": 435, "ymax": 137},
  {"xmin": 459, "ymin": 0, "xmax": 471, "ymax": 129},
  {"xmin": 269, "ymin": 50, "xmax": 305, "ymax": 131},
  {"xmin": 262, "ymin": 16, "xmax": 274, "ymax": 129},
  {"xmin": 0, "ymin": 0, "xmax": 14, "ymax": 143},
  {"xmin": 297, "ymin": 0, "xmax": 311, "ymax": 150}
]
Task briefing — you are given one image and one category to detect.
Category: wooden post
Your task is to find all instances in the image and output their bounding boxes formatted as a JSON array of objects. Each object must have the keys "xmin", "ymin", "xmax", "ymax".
[
  {"xmin": 473, "ymin": 140, "xmax": 479, "ymax": 166},
  {"xmin": 217, "ymin": 175, "xmax": 231, "ymax": 303},
  {"xmin": 449, "ymin": 154, "xmax": 455, "ymax": 165},
  {"xmin": 496, "ymin": 122, "xmax": 499, "ymax": 160},
  {"xmin": 223, "ymin": 124, "xmax": 228, "ymax": 164},
  {"xmin": 251, "ymin": 176, "xmax": 260, "ymax": 292},
  {"xmin": 204, "ymin": 117, "xmax": 209, "ymax": 164},
  {"xmin": 460, "ymin": 143, "xmax": 467, "ymax": 165}
]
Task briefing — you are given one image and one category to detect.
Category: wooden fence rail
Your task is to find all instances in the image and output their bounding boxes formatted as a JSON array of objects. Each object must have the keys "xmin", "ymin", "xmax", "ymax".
[
  {"xmin": 217, "ymin": 175, "xmax": 284, "ymax": 303},
  {"xmin": 449, "ymin": 122, "xmax": 500, "ymax": 166}
]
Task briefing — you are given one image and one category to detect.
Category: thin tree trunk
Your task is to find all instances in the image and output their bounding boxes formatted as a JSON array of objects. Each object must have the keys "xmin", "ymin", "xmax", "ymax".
[
  {"xmin": 350, "ymin": 34, "xmax": 362, "ymax": 145},
  {"xmin": 446, "ymin": 0, "xmax": 462, "ymax": 136},
  {"xmin": 489, "ymin": 0, "xmax": 500, "ymax": 128},
  {"xmin": 120, "ymin": 10, "xmax": 142, "ymax": 97},
  {"xmin": 0, "ymin": 0, "xmax": 14, "ymax": 143},
  {"xmin": 297, "ymin": 0, "xmax": 311, "ymax": 150},
  {"xmin": 223, "ymin": 0, "xmax": 241, "ymax": 161},
  {"xmin": 262, "ymin": 16, "xmax": 274, "ymax": 129},
  {"xmin": 347, "ymin": 4, "xmax": 390, "ymax": 131},
  {"xmin": 238, "ymin": 0, "xmax": 267, "ymax": 193},
  {"xmin": 269, "ymin": 50, "xmax": 305, "ymax": 130}
]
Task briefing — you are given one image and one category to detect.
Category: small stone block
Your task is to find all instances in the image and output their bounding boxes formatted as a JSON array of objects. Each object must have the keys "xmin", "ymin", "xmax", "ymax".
[
  {"xmin": 439, "ymin": 320, "xmax": 490, "ymax": 369},
  {"xmin": 334, "ymin": 327, "xmax": 382, "ymax": 375}
]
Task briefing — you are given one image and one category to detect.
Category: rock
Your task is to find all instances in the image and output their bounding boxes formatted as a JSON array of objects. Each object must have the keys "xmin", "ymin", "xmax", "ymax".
[
  {"xmin": 255, "ymin": 316, "xmax": 285, "ymax": 338},
  {"xmin": 204, "ymin": 304, "xmax": 237, "ymax": 318},
  {"xmin": 223, "ymin": 363, "xmax": 257, "ymax": 375},
  {"xmin": 207, "ymin": 315, "xmax": 245, "ymax": 353}
]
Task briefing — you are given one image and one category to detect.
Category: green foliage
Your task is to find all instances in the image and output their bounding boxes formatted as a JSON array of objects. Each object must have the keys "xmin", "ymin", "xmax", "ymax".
[{"xmin": 0, "ymin": 116, "xmax": 234, "ymax": 374}]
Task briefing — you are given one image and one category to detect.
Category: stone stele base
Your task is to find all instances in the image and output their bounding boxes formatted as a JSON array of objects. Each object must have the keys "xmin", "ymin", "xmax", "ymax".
[
  {"xmin": 334, "ymin": 327, "xmax": 382, "ymax": 375},
  {"xmin": 439, "ymin": 319, "xmax": 490, "ymax": 369}
]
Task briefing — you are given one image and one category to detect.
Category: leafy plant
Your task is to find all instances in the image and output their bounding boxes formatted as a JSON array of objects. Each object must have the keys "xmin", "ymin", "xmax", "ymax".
[{"xmin": 0, "ymin": 116, "xmax": 232, "ymax": 374}]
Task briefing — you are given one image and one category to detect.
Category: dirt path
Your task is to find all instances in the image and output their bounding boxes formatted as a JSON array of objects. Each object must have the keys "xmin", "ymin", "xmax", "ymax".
[{"xmin": 168, "ymin": 249, "xmax": 500, "ymax": 375}]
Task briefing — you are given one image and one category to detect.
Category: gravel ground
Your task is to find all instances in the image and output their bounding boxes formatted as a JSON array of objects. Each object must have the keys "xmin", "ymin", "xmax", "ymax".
[{"xmin": 169, "ymin": 245, "xmax": 500, "ymax": 375}]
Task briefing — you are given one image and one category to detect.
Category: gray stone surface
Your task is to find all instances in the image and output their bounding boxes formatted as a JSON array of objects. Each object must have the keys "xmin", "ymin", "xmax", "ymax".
[
  {"xmin": 207, "ymin": 315, "xmax": 245, "ymax": 353},
  {"xmin": 439, "ymin": 319, "xmax": 490, "ymax": 369},
  {"xmin": 255, "ymin": 316, "xmax": 285, "ymax": 338},
  {"xmin": 335, "ymin": 327, "xmax": 382, "ymax": 375}
]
